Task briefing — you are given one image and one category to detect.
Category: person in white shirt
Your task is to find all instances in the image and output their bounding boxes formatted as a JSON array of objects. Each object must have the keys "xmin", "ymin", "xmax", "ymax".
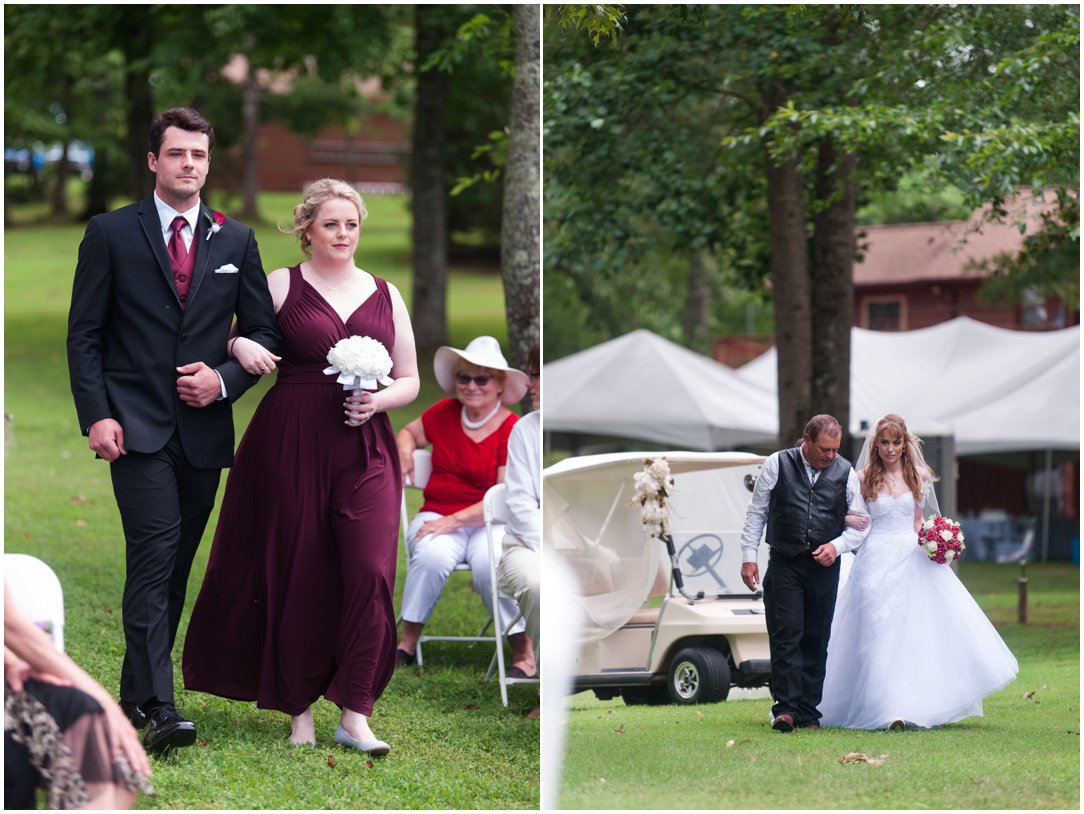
[
  {"xmin": 497, "ymin": 344, "xmax": 541, "ymax": 676},
  {"xmin": 738, "ymin": 415, "xmax": 868, "ymax": 732}
]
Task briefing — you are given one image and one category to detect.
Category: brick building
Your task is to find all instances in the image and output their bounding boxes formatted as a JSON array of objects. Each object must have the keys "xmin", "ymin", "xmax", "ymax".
[
  {"xmin": 852, "ymin": 198, "xmax": 1074, "ymax": 332},
  {"xmin": 254, "ymin": 119, "xmax": 409, "ymax": 194},
  {"xmin": 715, "ymin": 193, "xmax": 1076, "ymax": 366},
  {"xmin": 220, "ymin": 55, "xmax": 410, "ymax": 195}
]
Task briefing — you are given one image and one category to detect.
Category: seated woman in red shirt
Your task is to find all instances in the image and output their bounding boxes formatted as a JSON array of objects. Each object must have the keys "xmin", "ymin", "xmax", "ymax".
[{"xmin": 395, "ymin": 336, "xmax": 536, "ymax": 677}]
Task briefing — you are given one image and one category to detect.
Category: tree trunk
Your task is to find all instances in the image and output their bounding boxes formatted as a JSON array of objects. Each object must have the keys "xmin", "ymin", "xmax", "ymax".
[
  {"xmin": 683, "ymin": 250, "xmax": 713, "ymax": 353},
  {"xmin": 410, "ymin": 5, "xmax": 451, "ymax": 357},
  {"xmin": 810, "ymin": 139, "xmax": 858, "ymax": 451},
  {"xmin": 763, "ymin": 86, "xmax": 811, "ymax": 448},
  {"xmin": 51, "ymin": 141, "xmax": 71, "ymax": 218},
  {"xmin": 500, "ymin": 4, "xmax": 540, "ymax": 373},
  {"xmin": 238, "ymin": 34, "xmax": 261, "ymax": 222},
  {"xmin": 83, "ymin": 141, "xmax": 109, "ymax": 218},
  {"xmin": 122, "ymin": 12, "xmax": 154, "ymax": 203}
]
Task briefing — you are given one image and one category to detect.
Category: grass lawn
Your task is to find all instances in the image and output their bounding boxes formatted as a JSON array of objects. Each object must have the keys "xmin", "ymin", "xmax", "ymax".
[
  {"xmin": 3, "ymin": 193, "xmax": 539, "ymax": 809},
  {"xmin": 555, "ymin": 561, "xmax": 1079, "ymax": 810}
]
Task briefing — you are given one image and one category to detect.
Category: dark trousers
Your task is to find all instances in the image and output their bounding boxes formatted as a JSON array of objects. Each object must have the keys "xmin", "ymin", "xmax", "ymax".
[
  {"xmin": 110, "ymin": 431, "xmax": 221, "ymax": 706},
  {"xmin": 763, "ymin": 547, "xmax": 841, "ymax": 726}
]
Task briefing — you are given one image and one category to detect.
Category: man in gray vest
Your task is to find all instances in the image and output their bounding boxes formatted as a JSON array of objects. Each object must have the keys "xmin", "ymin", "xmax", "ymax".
[{"xmin": 739, "ymin": 414, "xmax": 869, "ymax": 732}]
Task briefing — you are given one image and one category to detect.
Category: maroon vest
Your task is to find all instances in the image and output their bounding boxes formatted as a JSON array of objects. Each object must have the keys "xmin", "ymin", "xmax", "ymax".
[{"xmin": 173, "ymin": 235, "xmax": 197, "ymax": 307}]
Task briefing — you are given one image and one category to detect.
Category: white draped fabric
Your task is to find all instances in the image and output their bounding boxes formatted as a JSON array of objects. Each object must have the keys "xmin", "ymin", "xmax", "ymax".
[
  {"xmin": 544, "ymin": 330, "xmax": 778, "ymax": 450},
  {"xmin": 737, "ymin": 317, "xmax": 1080, "ymax": 455},
  {"xmin": 543, "ymin": 452, "xmax": 765, "ymax": 643}
]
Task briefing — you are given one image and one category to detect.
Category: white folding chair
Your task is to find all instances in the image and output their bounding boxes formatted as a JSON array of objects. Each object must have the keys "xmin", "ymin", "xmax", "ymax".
[
  {"xmin": 400, "ymin": 448, "xmax": 493, "ymax": 667},
  {"xmin": 483, "ymin": 483, "xmax": 539, "ymax": 706},
  {"xmin": 5, "ymin": 553, "xmax": 65, "ymax": 652}
]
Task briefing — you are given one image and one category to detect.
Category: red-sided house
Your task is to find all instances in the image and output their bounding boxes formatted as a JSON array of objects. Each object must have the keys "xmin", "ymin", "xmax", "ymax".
[
  {"xmin": 220, "ymin": 55, "xmax": 410, "ymax": 194},
  {"xmin": 256, "ymin": 119, "xmax": 409, "ymax": 194},
  {"xmin": 852, "ymin": 202, "xmax": 1075, "ymax": 332}
]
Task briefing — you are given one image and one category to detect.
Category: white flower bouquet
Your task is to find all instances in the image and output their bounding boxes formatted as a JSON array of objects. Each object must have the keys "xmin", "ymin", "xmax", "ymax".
[
  {"xmin": 324, "ymin": 335, "xmax": 394, "ymax": 426},
  {"xmin": 631, "ymin": 457, "xmax": 674, "ymax": 539}
]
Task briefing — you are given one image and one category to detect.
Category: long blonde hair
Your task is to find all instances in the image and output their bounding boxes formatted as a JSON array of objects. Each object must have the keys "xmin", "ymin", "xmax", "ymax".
[{"xmin": 863, "ymin": 413, "xmax": 936, "ymax": 501}]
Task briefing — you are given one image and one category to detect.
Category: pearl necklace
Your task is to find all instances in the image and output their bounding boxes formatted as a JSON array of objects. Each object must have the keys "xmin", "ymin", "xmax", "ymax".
[{"xmin": 461, "ymin": 402, "xmax": 501, "ymax": 431}]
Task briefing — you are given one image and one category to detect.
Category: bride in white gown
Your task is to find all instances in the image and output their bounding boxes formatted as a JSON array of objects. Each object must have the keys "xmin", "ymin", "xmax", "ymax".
[{"xmin": 819, "ymin": 414, "xmax": 1018, "ymax": 730}]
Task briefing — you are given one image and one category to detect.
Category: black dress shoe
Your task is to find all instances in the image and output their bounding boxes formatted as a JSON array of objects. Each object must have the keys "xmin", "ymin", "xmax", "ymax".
[
  {"xmin": 395, "ymin": 649, "xmax": 416, "ymax": 668},
  {"xmin": 771, "ymin": 713, "xmax": 796, "ymax": 733},
  {"xmin": 142, "ymin": 703, "xmax": 197, "ymax": 754},
  {"xmin": 120, "ymin": 701, "xmax": 147, "ymax": 730}
]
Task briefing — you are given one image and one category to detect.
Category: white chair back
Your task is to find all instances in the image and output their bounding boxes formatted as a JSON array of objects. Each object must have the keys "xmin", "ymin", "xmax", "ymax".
[
  {"xmin": 485, "ymin": 483, "xmax": 510, "ymax": 526},
  {"xmin": 5, "ymin": 553, "xmax": 65, "ymax": 652},
  {"xmin": 406, "ymin": 448, "xmax": 433, "ymax": 490},
  {"xmin": 484, "ymin": 483, "xmax": 538, "ymax": 706},
  {"xmin": 401, "ymin": 448, "xmax": 433, "ymax": 545}
]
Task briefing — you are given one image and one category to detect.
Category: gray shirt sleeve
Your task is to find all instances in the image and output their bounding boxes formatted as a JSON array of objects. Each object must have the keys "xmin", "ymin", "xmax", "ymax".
[{"xmin": 739, "ymin": 452, "xmax": 780, "ymax": 563}]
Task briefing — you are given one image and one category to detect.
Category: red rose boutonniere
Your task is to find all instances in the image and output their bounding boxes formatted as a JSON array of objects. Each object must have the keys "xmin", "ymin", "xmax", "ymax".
[{"xmin": 205, "ymin": 210, "xmax": 226, "ymax": 241}]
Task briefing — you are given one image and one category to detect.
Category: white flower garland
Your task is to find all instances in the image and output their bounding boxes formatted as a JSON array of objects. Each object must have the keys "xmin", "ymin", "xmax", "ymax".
[{"xmin": 631, "ymin": 456, "xmax": 674, "ymax": 539}]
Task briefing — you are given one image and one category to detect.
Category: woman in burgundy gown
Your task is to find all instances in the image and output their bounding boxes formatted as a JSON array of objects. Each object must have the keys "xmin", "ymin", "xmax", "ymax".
[{"xmin": 182, "ymin": 179, "xmax": 419, "ymax": 754}]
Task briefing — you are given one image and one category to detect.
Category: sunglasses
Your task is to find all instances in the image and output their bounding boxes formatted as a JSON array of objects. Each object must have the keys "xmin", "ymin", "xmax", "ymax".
[{"xmin": 456, "ymin": 373, "xmax": 493, "ymax": 387}]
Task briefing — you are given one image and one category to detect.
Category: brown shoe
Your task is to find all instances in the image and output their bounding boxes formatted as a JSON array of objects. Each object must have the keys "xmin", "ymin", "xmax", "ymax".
[{"xmin": 772, "ymin": 713, "xmax": 796, "ymax": 732}]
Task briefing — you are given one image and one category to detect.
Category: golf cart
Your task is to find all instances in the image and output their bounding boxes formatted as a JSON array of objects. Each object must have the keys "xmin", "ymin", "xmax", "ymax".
[{"xmin": 544, "ymin": 451, "xmax": 772, "ymax": 706}]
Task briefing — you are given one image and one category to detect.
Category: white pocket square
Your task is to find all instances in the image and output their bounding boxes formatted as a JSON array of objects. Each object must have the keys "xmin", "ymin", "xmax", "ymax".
[{"xmin": 214, "ymin": 264, "xmax": 239, "ymax": 274}]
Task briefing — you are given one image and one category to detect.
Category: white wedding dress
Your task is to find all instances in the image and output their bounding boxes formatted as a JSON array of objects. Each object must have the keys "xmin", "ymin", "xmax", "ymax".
[{"xmin": 819, "ymin": 490, "xmax": 1019, "ymax": 729}]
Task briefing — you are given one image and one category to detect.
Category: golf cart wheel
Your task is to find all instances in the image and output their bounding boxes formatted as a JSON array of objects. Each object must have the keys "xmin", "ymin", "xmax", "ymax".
[{"xmin": 667, "ymin": 647, "xmax": 731, "ymax": 704}]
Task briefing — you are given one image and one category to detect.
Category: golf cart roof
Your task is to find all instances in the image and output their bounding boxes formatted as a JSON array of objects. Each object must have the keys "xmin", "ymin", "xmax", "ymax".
[
  {"xmin": 544, "ymin": 450, "xmax": 766, "ymax": 481},
  {"xmin": 544, "ymin": 450, "xmax": 768, "ymax": 643}
]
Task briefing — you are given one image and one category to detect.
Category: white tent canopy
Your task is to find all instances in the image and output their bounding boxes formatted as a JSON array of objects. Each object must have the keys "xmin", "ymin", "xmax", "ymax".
[
  {"xmin": 736, "ymin": 317, "xmax": 1080, "ymax": 455},
  {"xmin": 544, "ymin": 330, "xmax": 778, "ymax": 450}
]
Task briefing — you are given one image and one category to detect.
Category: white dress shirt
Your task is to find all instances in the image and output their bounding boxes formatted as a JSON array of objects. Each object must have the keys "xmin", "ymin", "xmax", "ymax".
[
  {"xmin": 153, "ymin": 192, "xmax": 199, "ymax": 251},
  {"xmin": 739, "ymin": 448, "xmax": 869, "ymax": 563},
  {"xmin": 503, "ymin": 410, "xmax": 540, "ymax": 551}
]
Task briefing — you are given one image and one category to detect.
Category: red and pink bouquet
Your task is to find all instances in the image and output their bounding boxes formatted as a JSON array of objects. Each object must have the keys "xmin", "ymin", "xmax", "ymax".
[{"xmin": 917, "ymin": 515, "xmax": 965, "ymax": 564}]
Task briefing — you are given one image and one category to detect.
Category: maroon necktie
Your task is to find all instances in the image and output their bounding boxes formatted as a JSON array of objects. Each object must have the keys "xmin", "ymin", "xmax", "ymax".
[{"xmin": 167, "ymin": 216, "xmax": 191, "ymax": 305}]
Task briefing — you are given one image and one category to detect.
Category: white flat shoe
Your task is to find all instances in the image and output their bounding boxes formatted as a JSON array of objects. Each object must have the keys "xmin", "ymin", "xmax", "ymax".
[{"xmin": 334, "ymin": 725, "xmax": 390, "ymax": 757}]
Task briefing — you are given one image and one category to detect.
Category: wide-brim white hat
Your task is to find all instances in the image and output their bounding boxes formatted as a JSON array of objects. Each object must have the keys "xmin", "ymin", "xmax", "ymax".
[{"xmin": 434, "ymin": 336, "xmax": 529, "ymax": 405}]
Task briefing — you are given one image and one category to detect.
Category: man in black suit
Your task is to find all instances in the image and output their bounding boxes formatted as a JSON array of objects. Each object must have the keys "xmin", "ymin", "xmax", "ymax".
[
  {"xmin": 738, "ymin": 415, "xmax": 869, "ymax": 732},
  {"xmin": 67, "ymin": 107, "xmax": 279, "ymax": 753}
]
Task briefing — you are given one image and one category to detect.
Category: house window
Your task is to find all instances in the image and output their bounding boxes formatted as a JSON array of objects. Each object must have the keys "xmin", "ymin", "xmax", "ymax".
[
  {"xmin": 866, "ymin": 299, "xmax": 904, "ymax": 331},
  {"xmin": 1019, "ymin": 288, "xmax": 1048, "ymax": 328}
]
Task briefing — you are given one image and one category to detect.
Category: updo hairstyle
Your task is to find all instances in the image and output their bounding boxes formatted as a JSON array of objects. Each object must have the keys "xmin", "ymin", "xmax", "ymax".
[{"xmin": 283, "ymin": 178, "xmax": 368, "ymax": 257}]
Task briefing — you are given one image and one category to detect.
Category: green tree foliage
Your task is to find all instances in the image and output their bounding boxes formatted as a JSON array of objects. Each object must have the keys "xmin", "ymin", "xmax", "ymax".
[
  {"xmin": 544, "ymin": 4, "xmax": 1078, "ymax": 445},
  {"xmin": 5, "ymin": 5, "xmax": 414, "ymax": 218},
  {"xmin": 544, "ymin": 7, "xmax": 772, "ymax": 360},
  {"xmin": 4, "ymin": 6, "xmax": 128, "ymax": 217},
  {"xmin": 410, "ymin": 5, "xmax": 533, "ymax": 366}
]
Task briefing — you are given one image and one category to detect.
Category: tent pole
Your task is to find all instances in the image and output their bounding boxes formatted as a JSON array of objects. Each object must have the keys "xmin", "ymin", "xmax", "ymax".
[{"xmin": 1040, "ymin": 448, "xmax": 1052, "ymax": 562}]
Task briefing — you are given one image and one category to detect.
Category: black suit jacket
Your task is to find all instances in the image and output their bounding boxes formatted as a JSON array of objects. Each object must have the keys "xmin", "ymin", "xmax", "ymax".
[{"xmin": 67, "ymin": 195, "xmax": 280, "ymax": 469}]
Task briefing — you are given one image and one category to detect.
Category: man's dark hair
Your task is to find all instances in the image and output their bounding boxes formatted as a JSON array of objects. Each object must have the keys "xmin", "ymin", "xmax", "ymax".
[
  {"xmin": 528, "ymin": 342, "xmax": 540, "ymax": 374},
  {"xmin": 804, "ymin": 414, "xmax": 841, "ymax": 442},
  {"xmin": 149, "ymin": 107, "xmax": 215, "ymax": 157}
]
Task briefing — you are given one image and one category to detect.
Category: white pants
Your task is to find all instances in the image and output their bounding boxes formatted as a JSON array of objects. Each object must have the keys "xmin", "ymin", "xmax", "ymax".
[
  {"xmin": 400, "ymin": 511, "xmax": 524, "ymax": 634},
  {"xmin": 497, "ymin": 534, "xmax": 540, "ymax": 655}
]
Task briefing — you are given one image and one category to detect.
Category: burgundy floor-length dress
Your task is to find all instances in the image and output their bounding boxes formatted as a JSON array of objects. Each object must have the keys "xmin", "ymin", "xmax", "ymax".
[{"xmin": 182, "ymin": 266, "xmax": 401, "ymax": 717}]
